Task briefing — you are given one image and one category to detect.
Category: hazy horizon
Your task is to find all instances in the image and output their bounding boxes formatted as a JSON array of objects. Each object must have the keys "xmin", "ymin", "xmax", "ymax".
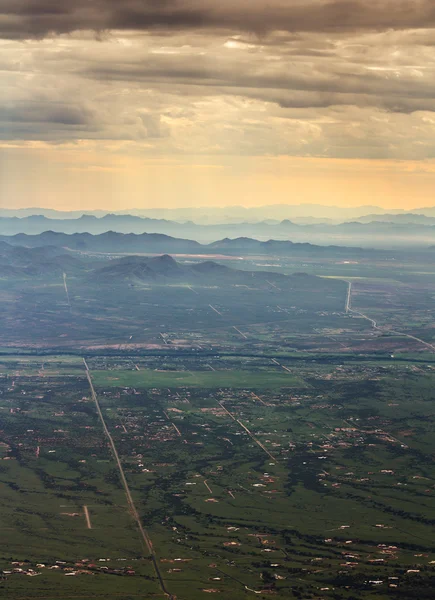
[{"xmin": 3, "ymin": 198, "xmax": 435, "ymax": 214}]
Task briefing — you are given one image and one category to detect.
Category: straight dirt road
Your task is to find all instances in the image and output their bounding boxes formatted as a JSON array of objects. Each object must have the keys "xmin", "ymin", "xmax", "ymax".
[
  {"xmin": 63, "ymin": 272, "xmax": 71, "ymax": 310},
  {"xmin": 83, "ymin": 505, "xmax": 92, "ymax": 529},
  {"xmin": 345, "ymin": 281, "xmax": 352, "ymax": 313},
  {"xmin": 217, "ymin": 400, "xmax": 277, "ymax": 461}
]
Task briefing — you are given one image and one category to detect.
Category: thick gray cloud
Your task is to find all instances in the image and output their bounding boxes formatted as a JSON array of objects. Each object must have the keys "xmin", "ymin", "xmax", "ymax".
[
  {"xmin": 2, "ymin": 3, "xmax": 435, "ymax": 159},
  {"xmin": 1, "ymin": 1, "xmax": 435, "ymax": 39},
  {"xmin": 0, "ymin": 102, "xmax": 94, "ymax": 125}
]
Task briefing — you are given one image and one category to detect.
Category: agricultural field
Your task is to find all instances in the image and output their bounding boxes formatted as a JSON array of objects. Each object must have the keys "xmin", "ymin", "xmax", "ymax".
[{"xmin": 1, "ymin": 355, "xmax": 435, "ymax": 599}]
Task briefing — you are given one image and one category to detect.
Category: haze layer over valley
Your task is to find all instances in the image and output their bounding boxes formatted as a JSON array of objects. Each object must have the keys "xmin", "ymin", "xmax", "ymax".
[{"xmin": 3, "ymin": 0, "xmax": 435, "ymax": 598}]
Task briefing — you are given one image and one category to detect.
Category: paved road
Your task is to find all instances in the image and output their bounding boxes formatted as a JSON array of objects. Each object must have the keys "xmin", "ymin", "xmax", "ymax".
[
  {"xmin": 83, "ymin": 359, "xmax": 174, "ymax": 599},
  {"xmin": 346, "ymin": 281, "xmax": 435, "ymax": 352},
  {"xmin": 387, "ymin": 329, "xmax": 435, "ymax": 352}
]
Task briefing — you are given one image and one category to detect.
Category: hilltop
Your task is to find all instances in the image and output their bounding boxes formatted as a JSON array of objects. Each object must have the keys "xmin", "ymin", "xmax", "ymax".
[
  {"xmin": 89, "ymin": 254, "xmax": 339, "ymax": 296},
  {"xmin": 0, "ymin": 231, "xmax": 202, "ymax": 254},
  {"xmin": 91, "ymin": 254, "xmax": 232, "ymax": 283},
  {"xmin": 0, "ymin": 242, "xmax": 85, "ymax": 277}
]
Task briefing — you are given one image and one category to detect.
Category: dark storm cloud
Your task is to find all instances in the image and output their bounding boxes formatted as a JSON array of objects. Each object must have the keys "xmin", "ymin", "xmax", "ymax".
[
  {"xmin": 0, "ymin": 100, "xmax": 103, "ymax": 140},
  {"xmin": 81, "ymin": 52, "xmax": 435, "ymax": 114},
  {"xmin": 3, "ymin": 2, "xmax": 435, "ymax": 159},
  {"xmin": 0, "ymin": 102, "xmax": 94, "ymax": 125},
  {"xmin": 2, "ymin": 1, "xmax": 435, "ymax": 39}
]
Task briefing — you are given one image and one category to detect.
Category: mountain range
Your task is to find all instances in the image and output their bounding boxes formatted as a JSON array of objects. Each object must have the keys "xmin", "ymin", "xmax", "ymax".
[
  {"xmin": 0, "ymin": 231, "xmax": 387, "ymax": 259},
  {"xmin": 1, "ymin": 212, "xmax": 435, "ymax": 247},
  {"xmin": 0, "ymin": 204, "xmax": 406, "ymax": 223},
  {"xmin": 89, "ymin": 254, "xmax": 333, "ymax": 292},
  {"xmin": 90, "ymin": 254, "xmax": 246, "ymax": 283},
  {"xmin": 0, "ymin": 241, "xmax": 347, "ymax": 304},
  {"xmin": 0, "ymin": 241, "xmax": 83, "ymax": 277}
]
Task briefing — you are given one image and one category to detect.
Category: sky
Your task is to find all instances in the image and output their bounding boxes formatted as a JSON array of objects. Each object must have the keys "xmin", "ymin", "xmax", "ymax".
[{"xmin": 2, "ymin": 1, "xmax": 435, "ymax": 211}]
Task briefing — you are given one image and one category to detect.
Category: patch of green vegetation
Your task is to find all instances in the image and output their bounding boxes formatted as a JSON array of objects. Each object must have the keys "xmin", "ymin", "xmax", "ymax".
[
  {"xmin": 1, "ymin": 356, "xmax": 435, "ymax": 598},
  {"xmin": 90, "ymin": 368, "xmax": 304, "ymax": 389}
]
